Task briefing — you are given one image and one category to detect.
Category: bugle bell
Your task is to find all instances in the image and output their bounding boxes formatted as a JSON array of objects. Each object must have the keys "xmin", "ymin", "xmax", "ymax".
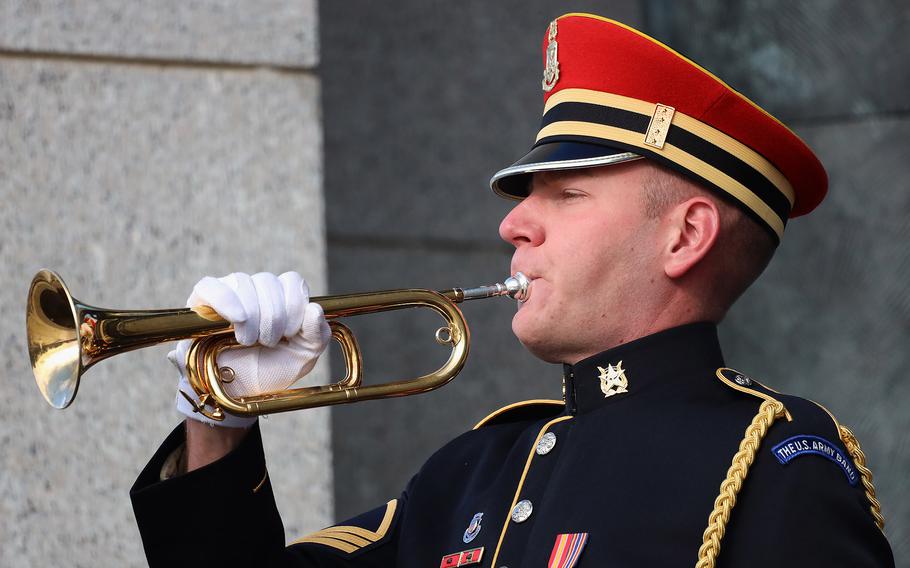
[{"xmin": 26, "ymin": 270, "xmax": 530, "ymax": 421}]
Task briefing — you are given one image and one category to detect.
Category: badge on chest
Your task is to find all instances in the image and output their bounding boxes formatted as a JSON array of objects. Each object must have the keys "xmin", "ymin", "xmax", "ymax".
[
  {"xmin": 439, "ymin": 546, "xmax": 483, "ymax": 567},
  {"xmin": 463, "ymin": 512, "xmax": 483, "ymax": 543},
  {"xmin": 548, "ymin": 533, "xmax": 589, "ymax": 568}
]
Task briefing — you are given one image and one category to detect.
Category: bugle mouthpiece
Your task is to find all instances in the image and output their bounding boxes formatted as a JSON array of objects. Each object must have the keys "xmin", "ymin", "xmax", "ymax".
[
  {"xmin": 503, "ymin": 272, "xmax": 531, "ymax": 301},
  {"xmin": 452, "ymin": 272, "xmax": 531, "ymax": 303}
]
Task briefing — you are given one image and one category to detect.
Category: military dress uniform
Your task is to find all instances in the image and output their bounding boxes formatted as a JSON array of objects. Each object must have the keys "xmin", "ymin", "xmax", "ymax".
[
  {"xmin": 131, "ymin": 323, "xmax": 893, "ymax": 566},
  {"xmin": 132, "ymin": 14, "xmax": 894, "ymax": 567}
]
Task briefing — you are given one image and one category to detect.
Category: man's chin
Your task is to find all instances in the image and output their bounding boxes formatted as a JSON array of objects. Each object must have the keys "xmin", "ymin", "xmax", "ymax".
[{"xmin": 512, "ymin": 318, "xmax": 565, "ymax": 364}]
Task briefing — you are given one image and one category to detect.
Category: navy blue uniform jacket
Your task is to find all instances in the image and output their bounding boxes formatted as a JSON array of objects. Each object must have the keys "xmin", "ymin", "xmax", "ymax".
[{"xmin": 131, "ymin": 323, "xmax": 894, "ymax": 566}]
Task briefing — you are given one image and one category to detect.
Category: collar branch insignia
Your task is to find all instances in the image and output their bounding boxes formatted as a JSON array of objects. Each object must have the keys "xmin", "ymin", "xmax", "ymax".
[
  {"xmin": 598, "ymin": 361, "xmax": 629, "ymax": 398},
  {"xmin": 542, "ymin": 19, "xmax": 560, "ymax": 92}
]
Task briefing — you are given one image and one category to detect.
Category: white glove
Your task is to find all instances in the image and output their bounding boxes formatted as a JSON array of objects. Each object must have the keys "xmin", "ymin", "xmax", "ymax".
[{"xmin": 171, "ymin": 271, "xmax": 331, "ymax": 427}]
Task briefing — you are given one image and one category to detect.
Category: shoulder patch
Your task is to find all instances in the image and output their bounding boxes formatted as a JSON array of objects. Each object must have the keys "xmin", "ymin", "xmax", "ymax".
[
  {"xmin": 717, "ymin": 370, "xmax": 886, "ymax": 530},
  {"xmin": 292, "ymin": 499, "xmax": 398, "ymax": 554},
  {"xmin": 473, "ymin": 399, "xmax": 564, "ymax": 430},
  {"xmin": 771, "ymin": 434, "xmax": 859, "ymax": 485}
]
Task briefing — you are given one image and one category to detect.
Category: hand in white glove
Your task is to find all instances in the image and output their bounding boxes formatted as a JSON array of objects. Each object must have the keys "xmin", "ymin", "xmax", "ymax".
[{"xmin": 171, "ymin": 271, "xmax": 331, "ymax": 427}]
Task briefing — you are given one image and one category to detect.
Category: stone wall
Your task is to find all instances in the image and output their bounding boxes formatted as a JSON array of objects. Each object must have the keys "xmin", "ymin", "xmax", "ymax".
[
  {"xmin": 0, "ymin": 3, "xmax": 330, "ymax": 566},
  {"xmin": 321, "ymin": 1, "xmax": 909, "ymax": 563}
]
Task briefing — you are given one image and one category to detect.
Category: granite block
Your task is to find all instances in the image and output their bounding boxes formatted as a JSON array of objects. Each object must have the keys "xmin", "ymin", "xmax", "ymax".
[
  {"xmin": 0, "ymin": 0, "xmax": 318, "ymax": 67},
  {"xmin": 0, "ymin": 59, "xmax": 329, "ymax": 566}
]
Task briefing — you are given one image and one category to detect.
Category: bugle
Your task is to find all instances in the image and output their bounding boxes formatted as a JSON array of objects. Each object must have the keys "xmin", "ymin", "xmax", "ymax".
[{"xmin": 26, "ymin": 270, "xmax": 530, "ymax": 421}]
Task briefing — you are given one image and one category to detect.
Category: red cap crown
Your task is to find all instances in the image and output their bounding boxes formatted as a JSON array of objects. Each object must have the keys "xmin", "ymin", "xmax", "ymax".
[{"xmin": 492, "ymin": 13, "xmax": 828, "ymax": 242}]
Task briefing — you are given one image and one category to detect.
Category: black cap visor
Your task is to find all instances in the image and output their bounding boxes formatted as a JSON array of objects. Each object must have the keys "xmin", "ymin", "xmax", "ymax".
[{"xmin": 491, "ymin": 140, "xmax": 641, "ymax": 199}]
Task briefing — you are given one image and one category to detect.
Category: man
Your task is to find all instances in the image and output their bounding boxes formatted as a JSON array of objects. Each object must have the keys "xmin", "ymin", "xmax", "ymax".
[{"xmin": 131, "ymin": 13, "xmax": 894, "ymax": 567}]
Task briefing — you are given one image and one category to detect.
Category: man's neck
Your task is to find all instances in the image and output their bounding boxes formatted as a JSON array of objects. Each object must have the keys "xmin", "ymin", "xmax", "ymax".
[{"xmin": 563, "ymin": 312, "xmax": 718, "ymax": 366}]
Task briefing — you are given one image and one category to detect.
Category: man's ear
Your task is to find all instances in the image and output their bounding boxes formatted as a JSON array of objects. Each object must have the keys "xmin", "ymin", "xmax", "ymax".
[{"xmin": 663, "ymin": 197, "xmax": 721, "ymax": 279}]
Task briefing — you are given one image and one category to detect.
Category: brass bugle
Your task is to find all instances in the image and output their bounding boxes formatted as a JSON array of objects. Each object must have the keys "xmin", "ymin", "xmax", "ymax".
[{"xmin": 26, "ymin": 270, "xmax": 530, "ymax": 420}]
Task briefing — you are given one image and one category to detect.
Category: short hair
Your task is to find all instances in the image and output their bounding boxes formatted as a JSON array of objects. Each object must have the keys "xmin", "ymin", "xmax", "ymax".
[{"xmin": 640, "ymin": 164, "xmax": 777, "ymax": 317}]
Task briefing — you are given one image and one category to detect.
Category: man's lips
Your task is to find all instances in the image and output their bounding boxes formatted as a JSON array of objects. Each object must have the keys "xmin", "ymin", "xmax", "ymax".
[
  {"xmin": 510, "ymin": 272, "xmax": 540, "ymax": 304},
  {"xmin": 510, "ymin": 266, "xmax": 540, "ymax": 281}
]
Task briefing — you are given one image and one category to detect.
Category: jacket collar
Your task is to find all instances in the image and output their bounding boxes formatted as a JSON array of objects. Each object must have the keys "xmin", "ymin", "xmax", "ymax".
[{"xmin": 562, "ymin": 322, "xmax": 724, "ymax": 415}]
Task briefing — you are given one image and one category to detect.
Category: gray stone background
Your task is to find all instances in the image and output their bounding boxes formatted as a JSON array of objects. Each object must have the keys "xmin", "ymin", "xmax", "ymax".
[
  {"xmin": 321, "ymin": 0, "xmax": 909, "ymax": 563},
  {"xmin": 0, "ymin": 2, "xmax": 330, "ymax": 567}
]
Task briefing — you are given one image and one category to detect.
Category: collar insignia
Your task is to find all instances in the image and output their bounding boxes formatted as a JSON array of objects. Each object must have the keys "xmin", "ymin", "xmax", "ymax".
[
  {"xmin": 598, "ymin": 361, "xmax": 629, "ymax": 398},
  {"xmin": 462, "ymin": 512, "xmax": 483, "ymax": 543},
  {"xmin": 542, "ymin": 20, "xmax": 560, "ymax": 92}
]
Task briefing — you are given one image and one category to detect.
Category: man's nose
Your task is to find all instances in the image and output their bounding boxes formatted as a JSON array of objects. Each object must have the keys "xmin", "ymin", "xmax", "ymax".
[{"xmin": 499, "ymin": 199, "xmax": 544, "ymax": 247}]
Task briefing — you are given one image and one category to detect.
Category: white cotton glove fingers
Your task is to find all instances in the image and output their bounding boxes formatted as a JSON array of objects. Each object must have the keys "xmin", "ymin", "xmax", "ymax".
[
  {"xmin": 223, "ymin": 272, "xmax": 261, "ymax": 346},
  {"xmin": 187, "ymin": 273, "xmax": 259, "ymax": 346},
  {"xmin": 216, "ymin": 304, "xmax": 330, "ymax": 396},
  {"xmin": 216, "ymin": 302, "xmax": 330, "ymax": 398},
  {"xmin": 172, "ymin": 272, "xmax": 327, "ymax": 425},
  {"xmin": 214, "ymin": 346, "xmax": 317, "ymax": 398},
  {"xmin": 187, "ymin": 276, "xmax": 248, "ymax": 323},
  {"xmin": 216, "ymin": 348, "xmax": 263, "ymax": 398},
  {"xmin": 251, "ymin": 272, "xmax": 288, "ymax": 348},
  {"xmin": 255, "ymin": 310, "xmax": 330, "ymax": 391},
  {"xmin": 279, "ymin": 271, "xmax": 308, "ymax": 338},
  {"xmin": 250, "ymin": 347, "xmax": 303, "ymax": 393},
  {"xmin": 287, "ymin": 302, "xmax": 333, "ymax": 373}
]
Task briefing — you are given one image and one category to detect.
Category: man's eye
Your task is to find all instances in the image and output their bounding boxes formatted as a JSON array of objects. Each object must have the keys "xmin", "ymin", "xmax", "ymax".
[{"xmin": 561, "ymin": 189, "xmax": 586, "ymax": 200}]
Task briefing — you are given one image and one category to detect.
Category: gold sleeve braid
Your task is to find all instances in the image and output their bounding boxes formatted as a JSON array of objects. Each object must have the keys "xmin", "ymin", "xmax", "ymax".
[
  {"xmin": 695, "ymin": 399, "xmax": 787, "ymax": 568},
  {"xmin": 838, "ymin": 425, "xmax": 885, "ymax": 531}
]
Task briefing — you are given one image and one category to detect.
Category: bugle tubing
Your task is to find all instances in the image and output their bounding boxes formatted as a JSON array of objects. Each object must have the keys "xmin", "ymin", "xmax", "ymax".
[{"xmin": 26, "ymin": 270, "xmax": 530, "ymax": 420}]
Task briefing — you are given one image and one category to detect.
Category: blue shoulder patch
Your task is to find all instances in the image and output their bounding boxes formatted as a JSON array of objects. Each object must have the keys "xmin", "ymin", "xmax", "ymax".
[{"xmin": 771, "ymin": 435, "xmax": 858, "ymax": 486}]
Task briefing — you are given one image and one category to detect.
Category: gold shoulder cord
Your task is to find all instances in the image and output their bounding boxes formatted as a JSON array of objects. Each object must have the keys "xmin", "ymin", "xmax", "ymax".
[
  {"xmin": 811, "ymin": 399, "xmax": 886, "ymax": 532},
  {"xmin": 838, "ymin": 425, "xmax": 885, "ymax": 530},
  {"xmin": 695, "ymin": 399, "xmax": 787, "ymax": 568},
  {"xmin": 696, "ymin": 371, "xmax": 887, "ymax": 568}
]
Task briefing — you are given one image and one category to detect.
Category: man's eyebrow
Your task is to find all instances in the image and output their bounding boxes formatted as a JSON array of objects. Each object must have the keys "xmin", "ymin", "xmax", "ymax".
[{"xmin": 532, "ymin": 169, "xmax": 597, "ymax": 190}]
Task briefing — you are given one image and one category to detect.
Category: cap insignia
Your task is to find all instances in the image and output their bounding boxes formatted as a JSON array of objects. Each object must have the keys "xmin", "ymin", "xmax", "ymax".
[
  {"xmin": 542, "ymin": 20, "xmax": 560, "ymax": 92},
  {"xmin": 597, "ymin": 361, "xmax": 629, "ymax": 398},
  {"xmin": 644, "ymin": 103, "xmax": 676, "ymax": 149}
]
